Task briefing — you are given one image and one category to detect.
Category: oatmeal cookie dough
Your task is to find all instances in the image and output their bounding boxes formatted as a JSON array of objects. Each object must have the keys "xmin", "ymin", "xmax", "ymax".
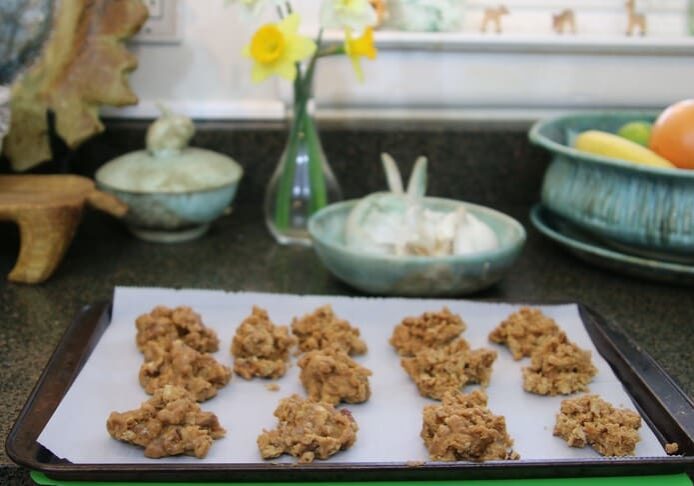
[
  {"xmin": 291, "ymin": 305, "xmax": 367, "ymax": 356},
  {"xmin": 231, "ymin": 306, "xmax": 295, "ymax": 379},
  {"xmin": 140, "ymin": 339, "xmax": 231, "ymax": 402},
  {"xmin": 421, "ymin": 389, "xmax": 519, "ymax": 462},
  {"xmin": 106, "ymin": 385, "xmax": 225, "ymax": 459},
  {"xmin": 390, "ymin": 307, "xmax": 466, "ymax": 357},
  {"xmin": 554, "ymin": 394, "xmax": 641, "ymax": 456},
  {"xmin": 402, "ymin": 339, "xmax": 497, "ymax": 400},
  {"xmin": 522, "ymin": 333, "xmax": 597, "ymax": 396},
  {"xmin": 489, "ymin": 307, "xmax": 561, "ymax": 360},
  {"xmin": 298, "ymin": 347, "xmax": 372, "ymax": 405},
  {"xmin": 257, "ymin": 394, "xmax": 358, "ymax": 463},
  {"xmin": 136, "ymin": 305, "xmax": 219, "ymax": 353}
]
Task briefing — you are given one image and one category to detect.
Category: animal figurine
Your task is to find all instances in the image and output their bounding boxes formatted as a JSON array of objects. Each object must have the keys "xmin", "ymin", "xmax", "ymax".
[
  {"xmin": 145, "ymin": 104, "xmax": 195, "ymax": 157},
  {"xmin": 552, "ymin": 9, "xmax": 576, "ymax": 34},
  {"xmin": 369, "ymin": 0, "xmax": 388, "ymax": 27},
  {"xmin": 625, "ymin": 0, "xmax": 647, "ymax": 36},
  {"xmin": 481, "ymin": 5, "xmax": 509, "ymax": 34}
]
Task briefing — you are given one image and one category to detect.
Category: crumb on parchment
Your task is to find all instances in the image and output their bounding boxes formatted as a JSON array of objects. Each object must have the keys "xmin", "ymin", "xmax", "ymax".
[{"xmin": 665, "ymin": 442, "xmax": 679, "ymax": 455}]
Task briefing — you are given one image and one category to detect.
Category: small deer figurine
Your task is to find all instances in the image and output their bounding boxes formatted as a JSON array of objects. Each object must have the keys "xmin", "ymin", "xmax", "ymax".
[
  {"xmin": 552, "ymin": 9, "xmax": 576, "ymax": 34},
  {"xmin": 481, "ymin": 5, "xmax": 509, "ymax": 34},
  {"xmin": 625, "ymin": 0, "xmax": 647, "ymax": 36},
  {"xmin": 369, "ymin": 0, "xmax": 388, "ymax": 28}
]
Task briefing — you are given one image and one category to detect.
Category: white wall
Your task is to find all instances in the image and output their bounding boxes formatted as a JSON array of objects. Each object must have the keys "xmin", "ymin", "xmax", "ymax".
[{"xmin": 105, "ymin": 0, "xmax": 694, "ymax": 122}]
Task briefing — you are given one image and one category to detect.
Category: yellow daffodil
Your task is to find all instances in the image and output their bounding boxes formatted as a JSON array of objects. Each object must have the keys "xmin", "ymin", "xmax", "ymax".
[
  {"xmin": 344, "ymin": 27, "xmax": 377, "ymax": 82},
  {"xmin": 321, "ymin": 0, "xmax": 377, "ymax": 32},
  {"xmin": 243, "ymin": 13, "xmax": 317, "ymax": 83}
]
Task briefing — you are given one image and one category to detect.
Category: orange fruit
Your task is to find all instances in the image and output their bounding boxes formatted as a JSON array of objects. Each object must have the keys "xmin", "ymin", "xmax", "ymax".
[{"xmin": 649, "ymin": 99, "xmax": 694, "ymax": 169}]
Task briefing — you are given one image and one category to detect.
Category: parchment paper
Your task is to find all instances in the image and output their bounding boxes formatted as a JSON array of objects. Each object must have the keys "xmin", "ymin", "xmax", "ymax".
[{"xmin": 38, "ymin": 286, "xmax": 668, "ymax": 464}]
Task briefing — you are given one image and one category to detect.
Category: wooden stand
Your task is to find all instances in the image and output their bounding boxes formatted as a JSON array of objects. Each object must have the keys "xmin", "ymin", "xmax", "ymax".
[{"xmin": 0, "ymin": 175, "xmax": 127, "ymax": 283}]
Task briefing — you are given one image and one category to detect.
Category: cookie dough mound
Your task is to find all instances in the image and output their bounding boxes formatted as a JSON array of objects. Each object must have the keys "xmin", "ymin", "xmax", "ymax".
[
  {"xmin": 554, "ymin": 394, "xmax": 641, "ymax": 456},
  {"xmin": 106, "ymin": 385, "xmax": 225, "ymax": 459},
  {"xmin": 136, "ymin": 305, "xmax": 219, "ymax": 353},
  {"xmin": 390, "ymin": 307, "xmax": 466, "ymax": 357},
  {"xmin": 298, "ymin": 347, "xmax": 372, "ymax": 405},
  {"xmin": 291, "ymin": 305, "xmax": 367, "ymax": 356},
  {"xmin": 402, "ymin": 340, "xmax": 497, "ymax": 400},
  {"xmin": 522, "ymin": 333, "xmax": 597, "ymax": 395},
  {"xmin": 489, "ymin": 307, "xmax": 561, "ymax": 360},
  {"xmin": 421, "ymin": 390, "xmax": 519, "ymax": 462},
  {"xmin": 140, "ymin": 340, "xmax": 231, "ymax": 402},
  {"xmin": 257, "ymin": 394, "xmax": 358, "ymax": 463},
  {"xmin": 231, "ymin": 306, "xmax": 295, "ymax": 379}
]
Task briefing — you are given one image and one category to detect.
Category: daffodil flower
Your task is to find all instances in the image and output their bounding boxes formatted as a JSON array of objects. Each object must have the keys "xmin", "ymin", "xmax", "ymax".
[
  {"xmin": 320, "ymin": 0, "xmax": 377, "ymax": 33},
  {"xmin": 344, "ymin": 27, "xmax": 377, "ymax": 81},
  {"xmin": 243, "ymin": 13, "xmax": 317, "ymax": 83}
]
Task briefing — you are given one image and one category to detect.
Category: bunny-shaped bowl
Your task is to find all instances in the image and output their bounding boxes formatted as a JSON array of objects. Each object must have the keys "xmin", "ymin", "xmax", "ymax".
[{"xmin": 308, "ymin": 198, "xmax": 526, "ymax": 296}]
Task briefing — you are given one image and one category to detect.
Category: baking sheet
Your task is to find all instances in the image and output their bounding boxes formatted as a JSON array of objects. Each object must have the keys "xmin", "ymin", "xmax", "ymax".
[{"xmin": 38, "ymin": 286, "xmax": 668, "ymax": 464}]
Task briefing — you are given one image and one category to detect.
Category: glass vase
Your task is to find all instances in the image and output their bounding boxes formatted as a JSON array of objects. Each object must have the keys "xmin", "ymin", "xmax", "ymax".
[{"xmin": 264, "ymin": 98, "xmax": 342, "ymax": 246}]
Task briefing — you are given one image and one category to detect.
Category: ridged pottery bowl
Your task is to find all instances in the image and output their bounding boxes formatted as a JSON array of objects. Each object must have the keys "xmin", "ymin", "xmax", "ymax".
[
  {"xmin": 308, "ymin": 198, "xmax": 526, "ymax": 296},
  {"xmin": 529, "ymin": 112, "xmax": 694, "ymax": 263}
]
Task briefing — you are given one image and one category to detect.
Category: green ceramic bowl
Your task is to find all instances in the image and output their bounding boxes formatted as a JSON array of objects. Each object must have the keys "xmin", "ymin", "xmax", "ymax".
[
  {"xmin": 95, "ymin": 148, "xmax": 243, "ymax": 243},
  {"xmin": 308, "ymin": 198, "xmax": 526, "ymax": 296},
  {"xmin": 529, "ymin": 111, "xmax": 694, "ymax": 263}
]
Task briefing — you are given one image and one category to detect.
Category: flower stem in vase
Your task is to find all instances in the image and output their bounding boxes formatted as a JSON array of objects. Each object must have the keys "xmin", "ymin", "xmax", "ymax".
[
  {"xmin": 304, "ymin": 112, "xmax": 328, "ymax": 213},
  {"xmin": 264, "ymin": 91, "xmax": 341, "ymax": 246}
]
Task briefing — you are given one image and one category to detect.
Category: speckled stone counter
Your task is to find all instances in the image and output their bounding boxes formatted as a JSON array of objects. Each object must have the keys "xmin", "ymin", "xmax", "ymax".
[{"xmin": 1, "ymin": 122, "xmax": 692, "ymax": 485}]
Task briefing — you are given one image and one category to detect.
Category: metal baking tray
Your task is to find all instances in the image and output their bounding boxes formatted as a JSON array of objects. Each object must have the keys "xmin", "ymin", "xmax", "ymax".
[{"xmin": 6, "ymin": 300, "xmax": 694, "ymax": 482}]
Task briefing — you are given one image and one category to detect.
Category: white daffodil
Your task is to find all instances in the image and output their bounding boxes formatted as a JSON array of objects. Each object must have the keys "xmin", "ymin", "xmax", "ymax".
[
  {"xmin": 320, "ymin": 0, "xmax": 377, "ymax": 33},
  {"xmin": 225, "ymin": 0, "xmax": 281, "ymax": 19}
]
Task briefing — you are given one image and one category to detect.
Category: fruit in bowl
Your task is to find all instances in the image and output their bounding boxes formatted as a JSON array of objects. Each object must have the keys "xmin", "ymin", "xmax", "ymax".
[
  {"xmin": 570, "ymin": 100, "xmax": 694, "ymax": 171},
  {"xmin": 573, "ymin": 130, "xmax": 674, "ymax": 169},
  {"xmin": 617, "ymin": 121, "xmax": 652, "ymax": 147},
  {"xmin": 529, "ymin": 111, "xmax": 694, "ymax": 262},
  {"xmin": 649, "ymin": 99, "xmax": 694, "ymax": 170}
]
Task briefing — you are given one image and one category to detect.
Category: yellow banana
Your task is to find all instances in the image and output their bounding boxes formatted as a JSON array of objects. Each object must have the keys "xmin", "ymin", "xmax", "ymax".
[{"xmin": 574, "ymin": 130, "xmax": 675, "ymax": 169}]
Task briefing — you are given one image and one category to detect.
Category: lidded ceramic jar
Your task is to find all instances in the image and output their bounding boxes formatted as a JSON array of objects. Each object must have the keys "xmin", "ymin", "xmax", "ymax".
[{"xmin": 95, "ymin": 107, "xmax": 243, "ymax": 242}]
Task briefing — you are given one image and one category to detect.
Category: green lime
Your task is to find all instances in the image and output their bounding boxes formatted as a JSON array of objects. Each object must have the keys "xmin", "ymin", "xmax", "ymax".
[{"xmin": 617, "ymin": 121, "xmax": 653, "ymax": 147}]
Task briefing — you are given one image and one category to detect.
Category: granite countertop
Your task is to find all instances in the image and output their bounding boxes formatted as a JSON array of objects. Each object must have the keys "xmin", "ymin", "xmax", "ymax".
[{"xmin": 1, "ymin": 123, "xmax": 692, "ymax": 485}]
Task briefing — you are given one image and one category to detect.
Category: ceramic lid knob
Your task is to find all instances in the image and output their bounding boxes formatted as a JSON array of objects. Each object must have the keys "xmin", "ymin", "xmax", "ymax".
[{"xmin": 145, "ymin": 104, "xmax": 195, "ymax": 157}]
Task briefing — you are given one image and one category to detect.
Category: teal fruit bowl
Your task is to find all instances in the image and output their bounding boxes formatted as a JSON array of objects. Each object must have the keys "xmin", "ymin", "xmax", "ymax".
[
  {"xmin": 529, "ymin": 111, "xmax": 694, "ymax": 262},
  {"xmin": 308, "ymin": 198, "xmax": 526, "ymax": 296}
]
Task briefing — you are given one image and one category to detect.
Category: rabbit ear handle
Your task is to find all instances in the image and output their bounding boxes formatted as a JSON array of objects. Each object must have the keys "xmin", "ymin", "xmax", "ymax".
[
  {"xmin": 381, "ymin": 152, "xmax": 404, "ymax": 194},
  {"xmin": 406, "ymin": 156, "xmax": 427, "ymax": 198},
  {"xmin": 380, "ymin": 152, "xmax": 428, "ymax": 197}
]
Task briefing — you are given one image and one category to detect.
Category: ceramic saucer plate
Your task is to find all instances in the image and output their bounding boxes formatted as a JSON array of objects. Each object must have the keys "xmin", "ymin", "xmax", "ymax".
[{"xmin": 530, "ymin": 204, "xmax": 694, "ymax": 285}]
